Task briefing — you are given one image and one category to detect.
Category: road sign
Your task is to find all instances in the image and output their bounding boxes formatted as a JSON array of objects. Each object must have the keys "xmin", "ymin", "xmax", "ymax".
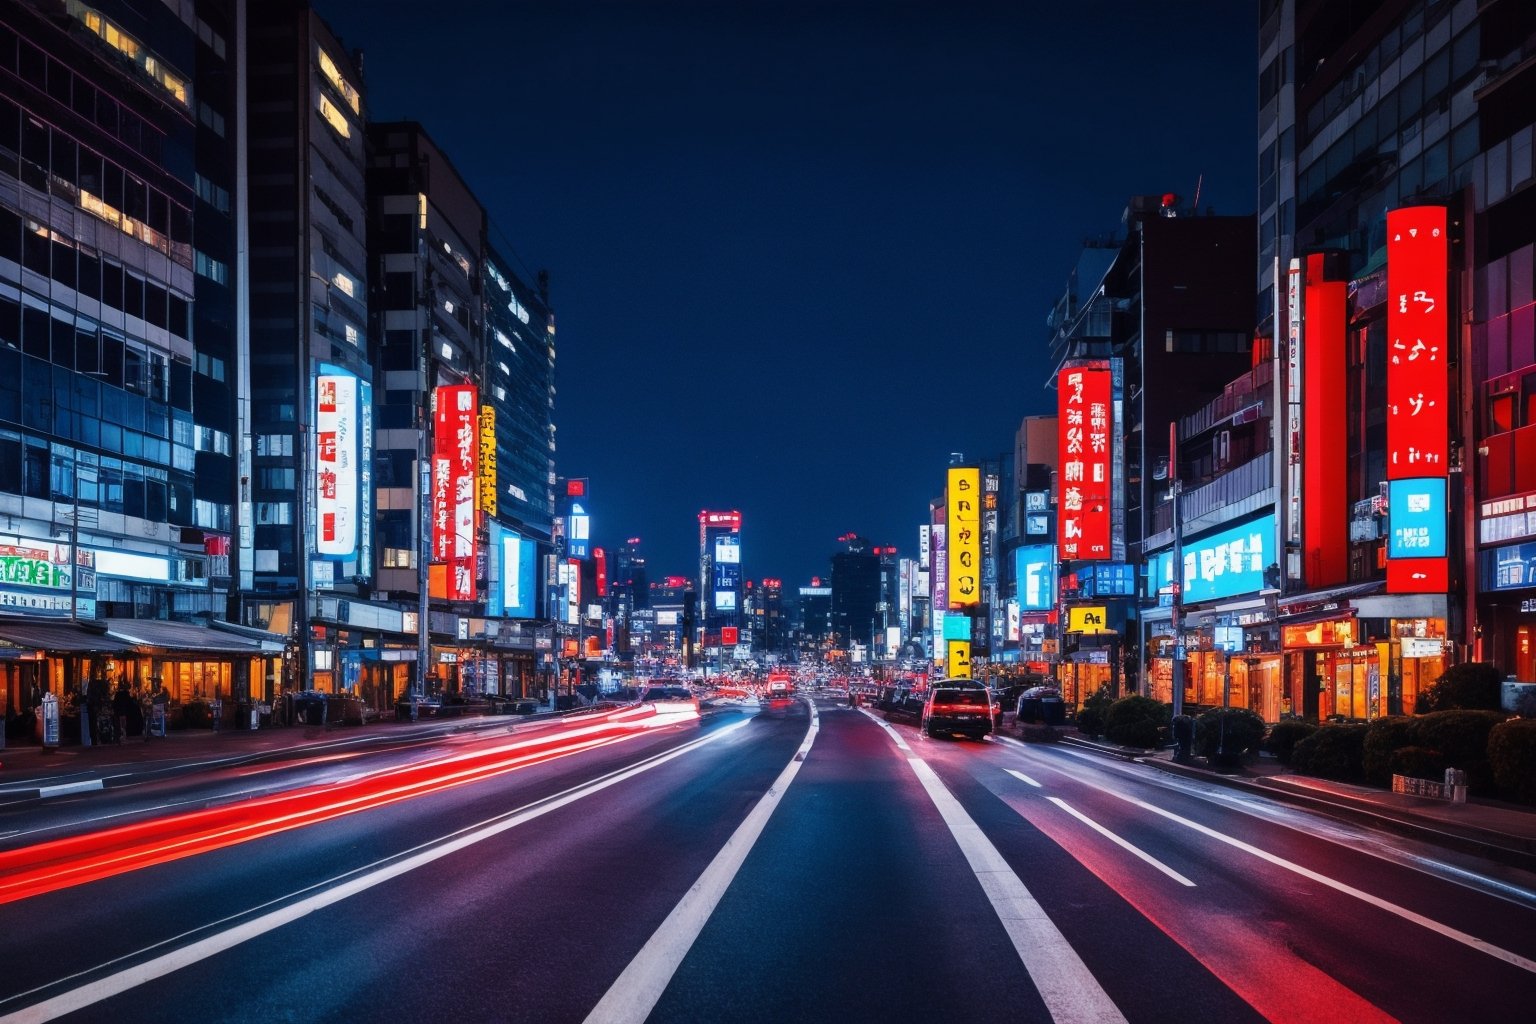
[{"xmin": 1174, "ymin": 644, "xmax": 1187, "ymax": 661}]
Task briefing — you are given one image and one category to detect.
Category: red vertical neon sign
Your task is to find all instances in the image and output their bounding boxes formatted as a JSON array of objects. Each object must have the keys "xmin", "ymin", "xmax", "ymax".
[
  {"xmin": 433, "ymin": 384, "xmax": 479, "ymax": 601},
  {"xmin": 1385, "ymin": 206, "xmax": 1449, "ymax": 594},
  {"xmin": 1302, "ymin": 255, "xmax": 1348, "ymax": 586},
  {"xmin": 1057, "ymin": 360, "xmax": 1112, "ymax": 560}
]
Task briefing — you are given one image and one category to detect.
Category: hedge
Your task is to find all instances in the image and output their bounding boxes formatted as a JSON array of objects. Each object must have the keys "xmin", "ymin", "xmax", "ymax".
[
  {"xmin": 1488, "ymin": 719, "xmax": 1536, "ymax": 806},
  {"xmin": 1291, "ymin": 723, "xmax": 1368, "ymax": 781},
  {"xmin": 1195, "ymin": 708, "xmax": 1266, "ymax": 763},
  {"xmin": 1076, "ymin": 685, "xmax": 1114, "ymax": 738},
  {"xmin": 1388, "ymin": 746, "xmax": 1447, "ymax": 781},
  {"xmin": 1362, "ymin": 717, "xmax": 1416, "ymax": 786},
  {"xmin": 1410, "ymin": 710, "xmax": 1506, "ymax": 795},
  {"xmin": 1102, "ymin": 695, "xmax": 1170, "ymax": 749},
  {"xmin": 1264, "ymin": 719, "xmax": 1319, "ymax": 765},
  {"xmin": 1416, "ymin": 662, "xmax": 1503, "ymax": 712}
]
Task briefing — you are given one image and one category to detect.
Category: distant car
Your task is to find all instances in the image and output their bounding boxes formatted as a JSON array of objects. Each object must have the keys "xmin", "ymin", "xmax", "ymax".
[
  {"xmin": 922, "ymin": 686, "xmax": 996, "ymax": 741},
  {"xmin": 640, "ymin": 684, "xmax": 693, "ymax": 702}
]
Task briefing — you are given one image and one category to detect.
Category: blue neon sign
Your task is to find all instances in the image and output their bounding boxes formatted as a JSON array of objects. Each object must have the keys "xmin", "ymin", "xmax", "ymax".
[
  {"xmin": 1388, "ymin": 478, "xmax": 1447, "ymax": 559},
  {"xmin": 1015, "ymin": 545, "xmax": 1055, "ymax": 611},
  {"xmin": 1147, "ymin": 513, "xmax": 1276, "ymax": 604}
]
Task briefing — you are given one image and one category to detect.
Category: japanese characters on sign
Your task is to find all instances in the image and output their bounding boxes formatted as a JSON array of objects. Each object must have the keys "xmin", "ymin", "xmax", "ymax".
[
  {"xmin": 315, "ymin": 368, "xmax": 358, "ymax": 559},
  {"xmin": 947, "ymin": 467, "xmax": 980, "ymax": 609},
  {"xmin": 1386, "ymin": 206, "xmax": 1448, "ymax": 479},
  {"xmin": 478, "ymin": 405, "xmax": 497, "ymax": 517},
  {"xmin": 1147, "ymin": 514, "xmax": 1276, "ymax": 604},
  {"xmin": 433, "ymin": 384, "xmax": 479, "ymax": 601},
  {"xmin": 1385, "ymin": 206, "xmax": 1448, "ymax": 595},
  {"xmin": 1056, "ymin": 360, "xmax": 1112, "ymax": 560}
]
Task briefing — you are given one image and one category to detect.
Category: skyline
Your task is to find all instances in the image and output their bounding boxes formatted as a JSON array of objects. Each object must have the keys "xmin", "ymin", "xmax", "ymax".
[{"xmin": 321, "ymin": 0, "xmax": 1259, "ymax": 585}]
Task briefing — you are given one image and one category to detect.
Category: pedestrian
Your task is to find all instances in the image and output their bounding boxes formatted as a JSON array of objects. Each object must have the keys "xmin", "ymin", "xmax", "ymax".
[
  {"xmin": 112, "ymin": 682, "xmax": 134, "ymax": 745},
  {"xmin": 147, "ymin": 678, "xmax": 169, "ymax": 739}
]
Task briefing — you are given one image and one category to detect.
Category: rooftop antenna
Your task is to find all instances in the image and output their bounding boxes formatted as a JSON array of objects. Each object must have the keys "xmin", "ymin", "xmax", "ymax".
[{"xmin": 1192, "ymin": 173, "xmax": 1204, "ymax": 212}]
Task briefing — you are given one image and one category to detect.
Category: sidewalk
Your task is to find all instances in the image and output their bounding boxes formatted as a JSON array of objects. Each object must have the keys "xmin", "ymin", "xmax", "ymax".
[{"xmin": 1059, "ymin": 733, "xmax": 1536, "ymax": 874}]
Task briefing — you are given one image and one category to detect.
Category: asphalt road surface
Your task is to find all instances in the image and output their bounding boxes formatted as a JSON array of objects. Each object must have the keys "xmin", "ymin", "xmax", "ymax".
[{"xmin": 1, "ymin": 695, "xmax": 1533, "ymax": 1023}]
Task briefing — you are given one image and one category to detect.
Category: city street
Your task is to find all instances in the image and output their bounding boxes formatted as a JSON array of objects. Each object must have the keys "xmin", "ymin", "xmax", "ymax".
[{"xmin": 1, "ymin": 696, "xmax": 1532, "ymax": 1024}]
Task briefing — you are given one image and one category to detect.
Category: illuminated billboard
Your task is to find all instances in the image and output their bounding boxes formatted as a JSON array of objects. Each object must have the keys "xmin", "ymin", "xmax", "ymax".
[
  {"xmin": 1147, "ymin": 513, "xmax": 1275, "ymax": 604},
  {"xmin": 1385, "ymin": 206, "xmax": 1449, "ymax": 594},
  {"xmin": 315, "ymin": 367, "xmax": 359, "ymax": 559},
  {"xmin": 946, "ymin": 467, "xmax": 980, "ymax": 608},
  {"xmin": 714, "ymin": 536, "xmax": 740, "ymax": 564},
  {"xmin": 568, "ymin": 501, "xmax": 591, "ymax": 559},
  {"xmin": 1057, "ymin": 361, "xmax": 1112, "ymax": 560},
  {"xmin": 499, "ymin": 531, "xmax": 537, "ymax": 618},
  {"xmin": 1015, "ymin": 545, "xmax": 1055, "ymax": 611},
  {"xmin": 1388, "ymin": 478, "xmax": 1447, "ymax": 559},
  {"xmin": 433, "ymin": 384, "xmax": 478, "ymax": 601}
]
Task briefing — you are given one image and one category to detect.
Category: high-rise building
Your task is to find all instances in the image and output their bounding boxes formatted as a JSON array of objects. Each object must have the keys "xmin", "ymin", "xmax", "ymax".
[
  {"xmin": 245, "ymin": 1, "xmax": 372, "ymax": 693},
  {"xmin": 697, "ymin": 509, "xmax": 741, "ymax": 640},
  {"xmin": 0, "ymin": 1, "xmax": 259, "ymax": 716},
  {"xmin": 831, "ymin": 535, "xmax": 880, "ymax": 651},
  {"xmin": 1257, "ymin": 0, "xmax": 1536, "ymax": 709}
]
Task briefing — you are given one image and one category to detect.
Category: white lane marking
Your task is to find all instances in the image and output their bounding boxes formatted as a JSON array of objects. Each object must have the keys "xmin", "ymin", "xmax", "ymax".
[
  {"xmin": 1045, "ymin": 797, "xmax": 1196, "ymax": 887},
  {"xmin": 1110, "ymin": 790, "xmax": 1536, "ymax": 975},
  {"xmin": 0, "ymin": 720, "xmax": 753, "ymax": 1024},
  {"xmin": 37, "ymin": 781, "xmax": 104, "ymax": 799},
  {"xmin": 584, "ymin": 703, "xmax": 819, "ymax": 1024},
  {"xmin": 865, "ymin": 715, "xmax": 1126, "ymax": 1024},
  {"xmin": 857, "ymin": 707, "xmax": 911, "ymax": 751},
  {"xmin": 1006, "ymin": 769, "xmax": 1042, "ymax": 788}
]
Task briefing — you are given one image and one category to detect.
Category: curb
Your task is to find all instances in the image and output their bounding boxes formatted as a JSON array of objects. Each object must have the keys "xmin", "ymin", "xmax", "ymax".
[{"xmin": 1135, "ymin": 752, "xmax": 1536, "ymax": 874}]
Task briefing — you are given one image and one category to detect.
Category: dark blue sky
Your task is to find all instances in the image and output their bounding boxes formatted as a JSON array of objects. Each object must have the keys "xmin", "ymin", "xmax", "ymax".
[{"xmin": 321, "ymin": 0, "xmax": 1257, "ymax": 587}]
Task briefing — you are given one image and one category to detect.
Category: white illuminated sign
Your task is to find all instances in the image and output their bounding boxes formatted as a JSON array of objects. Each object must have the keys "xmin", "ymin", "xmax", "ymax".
[{"xmin": 315, "ymin": 369, "xmax": 359, "ymax": 559}]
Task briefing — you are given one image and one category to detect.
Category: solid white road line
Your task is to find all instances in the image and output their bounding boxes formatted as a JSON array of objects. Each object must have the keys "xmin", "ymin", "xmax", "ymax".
[
  {"xmin": 1006, "ymin": 768, "xmax": 1042, "ymax": 788},
  {"xmin": 865, "ymin": 715, "xmax": 1126, "ymax": 1024},
  {"xmin": 0, "ymin": 719, "xmax": 753, "ymax": 1024},
  {"xmin": 1045, "ymin": 797, "xmax": 1196, "ymax": 887},
  {"xmin": 1111, "ymin": 790, "xmax": 1536, "ymax": 975},
  {"xmin": 37, "ymin": 781, "xmax": 104, "ymax": 798},
  {"xmin": 583, "ymin": 703, "xmax": 820, "ymax": 1024}
]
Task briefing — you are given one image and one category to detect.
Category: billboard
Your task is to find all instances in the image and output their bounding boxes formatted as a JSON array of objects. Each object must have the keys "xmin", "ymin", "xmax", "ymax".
[
  {"xmin": 1057, "ymin": 361, "xmax": 1112, "ymax": 560},
  {"xmin": 500, "ymin": 532, "xmax": 537, "ymax": 617},
  {"xmin": 1388, "ymin": 478, "xmax": 1447, "ymax": 559},
  {"xmin": 1386, "ymin": 206, "xmax": 1449, "ymax": 595},
  {"xmin": 1147, "ymin": 513, "xmax": 1276, "ymax": 604},
  {"xmin": 1016, "ymin": 545, "xmax": 1055, "ymax": 611},
  {"xmin": 315, "ymin": 367, "xmax": 359, "ymax": 559},
  {"xmin": 714, "ymin": 535, "xmax": 740, "ymax": 564},
  {"xmin": 433, "ymin": 384, "xmax": 478, "ymax": 601},
  {"xmin": 947, "ymin": 467, "xmax": 981, "ymax": 608},
  {"xmin": 568, "ymin": 501, "xmax": 591, "ymax": 560},
  {"xmin": 931, "ymin": 522, "xmax": 947, "ymax": 610},
  {"xmin": 945, "ymin": 640, "xmax": 972, "ymax": 678}
]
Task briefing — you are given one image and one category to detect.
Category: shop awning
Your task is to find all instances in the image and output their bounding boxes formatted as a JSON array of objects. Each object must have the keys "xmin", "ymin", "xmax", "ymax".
[
  {"xmin": 207, "ymin": 620, "xmax": 289, "ymax": 653},
  {"xmin": 1277, "ymin": 582, "xmax": 1381, "ymax": 620},
  {"xmin": 0, "ymin": 617, "xmax": 136, "ymax": 654},
  {"xmin": 103, "ymin": 618, "xmax": 276, "ymax": 655}
]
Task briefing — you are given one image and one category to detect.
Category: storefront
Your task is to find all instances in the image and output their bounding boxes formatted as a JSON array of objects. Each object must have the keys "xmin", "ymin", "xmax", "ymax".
[
  {"xmin": 0, "ymin": 617, "xmax": 134, "ymax": 738},
  {"xmin": 1478, "ymin": 535, "xmax": 1536, "ymax": 683}
]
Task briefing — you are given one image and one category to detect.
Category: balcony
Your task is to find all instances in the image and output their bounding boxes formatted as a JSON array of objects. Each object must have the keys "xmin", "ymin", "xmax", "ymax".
[
  {"xmin": 1179, "ymin": 360, "xmax": 1274, "ymax": 441},
  {"xmin": 1145, "ymin": 451, "xmax": 1276, "ymax": 554}
]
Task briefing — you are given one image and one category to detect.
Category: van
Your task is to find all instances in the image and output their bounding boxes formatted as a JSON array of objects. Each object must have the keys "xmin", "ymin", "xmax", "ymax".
[{"xmin": 922, "ymin": 686, "xmax": 996, "ymax": 740}]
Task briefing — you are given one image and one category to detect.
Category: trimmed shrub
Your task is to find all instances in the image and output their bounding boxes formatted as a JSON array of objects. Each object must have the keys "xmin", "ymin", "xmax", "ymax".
[
  {"xmin": 1416, "ymin": 662, "xmax": 1502, "ymax": 713},
  {"xmin": 1075, "ymin": 685, "xmax": 1114, "ymax": 738},
  {"xmin": 1388, "ymin": 745, "xmax": 1447, "ymax": 781},
  {"xmin": 1488, "ymin": 719, "xmax": 1536, "ymax": 805},
  {"xmin": 1291, "ymin": 723, "xmax": 1368, "ymax": 781},
  {"xmin": 1363, "ymin": 717, "xmax": 1417, "ymax": 785},
  {"xmin": 1195, "ymin": 708, "xmax": 1266, "ymax": 763},
  {"xmin": 1411, "ymin": 709, "xmax": 1507, "ymax": 795},
  {"xmin": 1103, "ymin": 695, "xmax": 1170, "ymax": 749},
  {"xmin": 1264, "ymin": 719, "xmax": 1319, "ymax": 765}
]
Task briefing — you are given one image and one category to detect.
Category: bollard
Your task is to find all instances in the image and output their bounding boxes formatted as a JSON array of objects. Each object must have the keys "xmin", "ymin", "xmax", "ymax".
[{"xmin": 1445, "ymin": 767, "xmax": 1468, "ymax": 804}]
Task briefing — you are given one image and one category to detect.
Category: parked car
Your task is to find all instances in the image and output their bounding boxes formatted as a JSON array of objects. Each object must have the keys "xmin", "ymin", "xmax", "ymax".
[{"xmin": 922, "ymin": 686, "xmax": 996, "ymax": 740}]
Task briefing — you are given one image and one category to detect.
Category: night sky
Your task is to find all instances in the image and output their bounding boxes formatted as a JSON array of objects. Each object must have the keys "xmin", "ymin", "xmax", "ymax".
[{"xmin": 319, "ymin": 0, "xmax": 1257, "ymax": 588}]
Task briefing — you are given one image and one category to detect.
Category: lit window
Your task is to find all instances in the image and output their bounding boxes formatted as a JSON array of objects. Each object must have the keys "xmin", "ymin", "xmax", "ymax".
[
  {"xmin": 344, "ymin": 323, "xmax": 360, "ymax": 346},
  {"xmin": 318, "ymin": 95, "xmax": 351, "ymax": 138},
  {"xmin": 443, "ymin": 299, "xmax": 454, "ymax": 315},
  {"xmin": 331, "ymin": 271, "xmax": 356, "ymax": 298},
  {"xmin": 74, "ymin": 4, "xmax": 190, "ymax": 108},
  {"xmin": 317, "ymin": 48, "xmax": 361, "ymax": 115}
]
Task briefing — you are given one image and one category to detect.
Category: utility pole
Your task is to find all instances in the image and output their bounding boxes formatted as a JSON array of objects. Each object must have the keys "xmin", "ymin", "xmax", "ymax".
[{"xmin": 1170, "ymin": 420, "xmax": 1186, "ymax": 722}]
